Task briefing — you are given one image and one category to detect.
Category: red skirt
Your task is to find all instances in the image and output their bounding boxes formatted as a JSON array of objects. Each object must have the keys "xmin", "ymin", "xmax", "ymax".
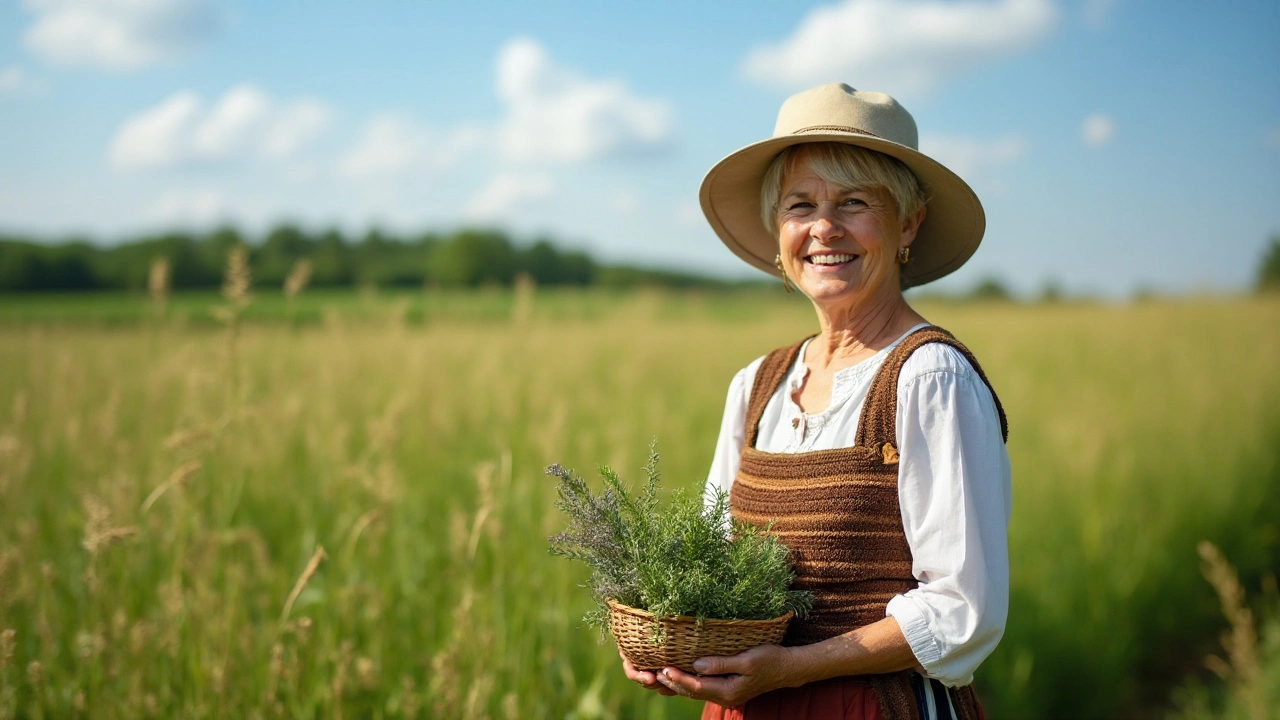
[{"xmin": 700, "ymin": 677, "xmax": 883, "ymax": 720}]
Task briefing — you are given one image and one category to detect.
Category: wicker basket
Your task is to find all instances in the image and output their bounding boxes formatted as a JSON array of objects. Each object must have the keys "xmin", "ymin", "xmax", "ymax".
[{"xmin": 608, "ymin": 600, "xmax": 793, "ymax": 673}]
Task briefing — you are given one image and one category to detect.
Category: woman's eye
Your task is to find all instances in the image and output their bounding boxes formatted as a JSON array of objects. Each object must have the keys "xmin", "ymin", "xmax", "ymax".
[
  {"xmin": 841, "ymin": 197, "xmax": 866, "ymax": 207},
  {"xmin": 786, "ymin": 202, "xmax": 814, "ymax": 211}
]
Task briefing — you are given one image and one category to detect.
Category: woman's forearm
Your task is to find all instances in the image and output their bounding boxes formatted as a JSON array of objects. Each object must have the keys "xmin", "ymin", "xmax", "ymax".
[{"xmin": 782, "ymin": 617, "xmax": 920, "ymax": 687}]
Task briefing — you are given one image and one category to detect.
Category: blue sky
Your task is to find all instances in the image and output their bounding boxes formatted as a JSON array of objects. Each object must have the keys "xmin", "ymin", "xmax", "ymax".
[{"xmin": 1, "ymin": 0, "xmax": 1277, "ymax": 297}]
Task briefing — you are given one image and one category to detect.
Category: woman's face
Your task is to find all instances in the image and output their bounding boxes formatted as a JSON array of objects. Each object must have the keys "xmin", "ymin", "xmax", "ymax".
[{"xmin": 776, "ymin": 163, "xmax": 923, "ymax": 312}]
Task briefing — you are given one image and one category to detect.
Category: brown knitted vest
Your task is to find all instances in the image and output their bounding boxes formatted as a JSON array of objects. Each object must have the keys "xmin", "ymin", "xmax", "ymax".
[{"xmin": 729, "ymin": 327, "xmax": 1007, "ymax": 720}]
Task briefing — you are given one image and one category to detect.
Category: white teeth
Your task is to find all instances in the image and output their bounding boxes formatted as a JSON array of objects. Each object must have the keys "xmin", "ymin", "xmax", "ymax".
[{"xmin": 807, "ymin": 253, "xmax": 855, "ymax": 265}]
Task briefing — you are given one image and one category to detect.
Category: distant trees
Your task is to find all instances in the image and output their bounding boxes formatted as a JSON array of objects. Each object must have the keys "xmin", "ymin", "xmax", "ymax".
[
  {"xmin": 969, "ymin": 277, "xmax": 1013, "ymax": 301},
  {"xmin": 1258, "ymin": 235, "xmax": 1280, "ymax": 293},
  {"xmin": 0, "ymin": 225, "xmax": 739, "ymax": 293}
]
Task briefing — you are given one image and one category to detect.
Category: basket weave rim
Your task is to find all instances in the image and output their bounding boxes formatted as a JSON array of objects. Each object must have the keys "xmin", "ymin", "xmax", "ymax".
[{"xmin": 606, "ymin": 599, "xmax": 795, "ymax": 626}]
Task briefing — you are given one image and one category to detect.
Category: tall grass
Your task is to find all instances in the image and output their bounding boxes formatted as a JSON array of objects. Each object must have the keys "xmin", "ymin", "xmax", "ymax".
[
  {"xmin": 1169, "ymin": 542, "xmax": 1279, "ymax": 719},
  {"xmin": 0, "ymin": 291, "xmax": 1276, "ymax": 718}
]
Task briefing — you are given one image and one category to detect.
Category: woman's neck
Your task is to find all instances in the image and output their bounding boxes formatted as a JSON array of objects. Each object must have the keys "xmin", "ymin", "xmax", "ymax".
[{"xmin": 807, "ymin": 293, "xmax": 925, "ymax": 370}]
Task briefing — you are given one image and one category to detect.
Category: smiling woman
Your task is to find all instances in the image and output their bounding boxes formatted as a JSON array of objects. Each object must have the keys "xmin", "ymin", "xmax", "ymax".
[
  {"xmin": 618, "ymin": 84, "xmax": 1012, "ymax": 720},
  {"xmin": 770, "ymin": 144, "xmax": 927, "ymax": 315}
]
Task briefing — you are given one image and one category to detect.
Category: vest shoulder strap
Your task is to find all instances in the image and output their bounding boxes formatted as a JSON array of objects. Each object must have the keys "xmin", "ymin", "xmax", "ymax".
[
  {"xmin": 743, "ymin": 338, "xmax": 809, "ymax": 448},
  {"xmin": 856, "ymin": 326, "xmax": 1009, "ymax": 449}
]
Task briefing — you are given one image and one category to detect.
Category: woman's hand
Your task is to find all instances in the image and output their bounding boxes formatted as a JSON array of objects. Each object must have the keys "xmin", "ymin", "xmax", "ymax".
[
  {"xmin": 619, "ymin": 649, "xmax": 677, "ymax": 696},
  {"xmin": 651, "ymin": 644, "xmax": 797, "ymax": 707}
]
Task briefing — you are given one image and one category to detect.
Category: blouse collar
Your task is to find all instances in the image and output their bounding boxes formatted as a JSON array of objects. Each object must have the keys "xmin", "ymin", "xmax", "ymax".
[{"xmin": 784, "ymin": 323, "xmax": 931, "ymax": 421}]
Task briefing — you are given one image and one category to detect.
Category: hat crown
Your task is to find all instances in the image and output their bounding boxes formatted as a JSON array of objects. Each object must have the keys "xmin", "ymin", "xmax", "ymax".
[{"xmin": 773, "ymin": 83, "xmax": 919, "ymax": 151}]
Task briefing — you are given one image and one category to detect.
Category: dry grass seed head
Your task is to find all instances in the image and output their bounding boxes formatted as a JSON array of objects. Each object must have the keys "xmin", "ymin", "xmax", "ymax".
[
  {"xmin": 331, "ymin": 639, "xmax": 353, "ymax": 703},
  {"xmin": 355, "ymin": 656, "xmax": 377, "ymax": 689},
  {"xmin": 399, "ymin": 676, "xmax": 421, "ymax": 718},
  {"xmin": 341, "ymin": 508, "xmax": 382, "ymax": 564},
  {"xmin": 512, "ymin": 272, "xmax": 536, "ymax": 324},
  {"xmin": 222, "ymin": 246, "xmax": 251, "ymax": 305},
  {"xmin": 284, "ymin": 259, "xmax": 312, "ymax": 300},
  {"xmin": 279, "ymin": 545, "xmax": 326, "ymax": 627},
  {"xmin": 266, "ymin": 641, "xmax": 284, "ymax": 703},
  {"xmin": 287, "ymin": 616, "xmax": 314, "ymax": 646},
  {"xmin": 1197, "ymin": 540, "xmax": 1267, "ymax": 720},
  {"xmin": 148, "ymin": 257, "xmax": 170, "ymax": 307},
  {"xmin": 210, "ymin": 664, "xmax": 226, "ymax": 696},
  {"xmin": 448, "ymin": 507, "xmax": 469, "ymax": 558},
  {"xmin": 0, "ymin": 628, "xmax": 14, "ymax": 668},
  {"xmin": 468, "ymin": 461, "xmax": 496, "ymax": 560},
  {"xmin": 81, "ymin": 494, "xmax": 137, "ymax": 556},
  {"xmin": 140, "ymin": 460, "xmax": 203, "ymax": 514},
  {"xmin": 162, "ymin": 427, "xmax": 210, "ymax": 452},
  {"xmin": 128, "ymin": 621, "xmax": 152, "ymax": 656},
  {"xmin": 0, "ymin": 550, "xmax": 17, "ymax": 607},
  {"xmin": 75, "ymin": 630, "xmax": 105, "ymax": 660},
  {"xmin": 156, "ymin": 580, "xmax": 186, "ymax": 657},
  {"xmin": 1198, "ymin": 540, "xmax": 1260, "ymax": 684}
]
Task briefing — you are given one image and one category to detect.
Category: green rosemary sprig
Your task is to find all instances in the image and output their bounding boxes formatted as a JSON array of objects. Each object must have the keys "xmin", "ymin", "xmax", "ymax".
[{"xmin": 547, "ymin": 444, "xmax": 812, "ymax": 630}]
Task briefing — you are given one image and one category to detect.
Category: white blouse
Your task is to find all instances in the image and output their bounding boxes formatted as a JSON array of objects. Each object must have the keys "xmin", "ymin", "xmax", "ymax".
[{"xmin": 703, "ymin": 325, "xmax": 1011, "ymax": 688}]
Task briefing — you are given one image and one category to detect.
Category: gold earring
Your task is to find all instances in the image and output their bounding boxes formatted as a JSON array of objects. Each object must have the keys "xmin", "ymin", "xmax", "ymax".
[
  {"xmin": 774, "ymin": 254, "xmax": 793, "ymax": 293},
  {"xmin": 898, "ymin": 247, "xmax": 911, "ymax": 265}
]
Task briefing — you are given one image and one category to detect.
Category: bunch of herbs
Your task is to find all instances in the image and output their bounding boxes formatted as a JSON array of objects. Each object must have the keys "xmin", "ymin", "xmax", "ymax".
[{"xmin": 546, "ymin": 445, "xmax": 812, "ymax": 630}]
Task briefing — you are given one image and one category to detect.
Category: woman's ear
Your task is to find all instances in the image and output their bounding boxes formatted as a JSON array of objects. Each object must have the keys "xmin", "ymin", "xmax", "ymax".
[{"xmin": 900, "ymin": 205, "xmax": 927, "ymax": 246}]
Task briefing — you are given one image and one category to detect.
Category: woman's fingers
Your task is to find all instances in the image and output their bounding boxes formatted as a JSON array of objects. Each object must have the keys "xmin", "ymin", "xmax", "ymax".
[
  {"xmin": 691, "ymin": 654, "xmax": 737, "ymax": 675},
  {"xmin": 654, "ymin": 645, "xmax": 790, "ymax": 705},
  {"xmin": 619, "ymin": 649, "xmax": 677, "ymax": 695},
  {"xmin": 658, "ymin": 666, "xmax": 751, "ymax": 704},
  {"xmin": 656, "ymin": 666, "xmax": 710, "ymax": 696},
  {"xmin": 694, "ymin": 644, "xmax": 774, "ymax": 676}
]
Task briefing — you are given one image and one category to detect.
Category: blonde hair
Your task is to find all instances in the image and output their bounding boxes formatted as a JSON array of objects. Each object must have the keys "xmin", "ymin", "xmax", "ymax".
[{"xmin": 759, "ymin": 142, "xmax": 928, "ymax": 234}]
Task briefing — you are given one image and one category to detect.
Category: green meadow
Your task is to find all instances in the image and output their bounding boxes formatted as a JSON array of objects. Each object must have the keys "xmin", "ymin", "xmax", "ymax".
[{"xmin": 0, "ymin": 290, "xmax": 1277, "ymax": 718}]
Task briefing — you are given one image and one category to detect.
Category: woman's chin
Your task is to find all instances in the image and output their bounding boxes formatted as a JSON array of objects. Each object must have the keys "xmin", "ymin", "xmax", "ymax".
[
  {"xmin": 799, "ymin": 281, "xmax": 863, "ymax": 306},
  {"xmin": 797, "ymin": 275, "xmax": 903, "ymax": 311},
  {"xmin": 798, "ymin": 265, "xmax": 855, "ymax": 291}
]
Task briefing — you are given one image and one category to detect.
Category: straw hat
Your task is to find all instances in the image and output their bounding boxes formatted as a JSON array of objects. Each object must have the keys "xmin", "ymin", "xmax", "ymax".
[{"xmin": 699, "ymin": 83, "xmax": 985, "ymax": 286}]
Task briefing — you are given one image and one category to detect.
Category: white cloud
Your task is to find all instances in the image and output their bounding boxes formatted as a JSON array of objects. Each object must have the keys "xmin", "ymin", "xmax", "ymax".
[
  {"xmin": 0, "ymin": 65, "xmax": 36, "ymax": 93},
  {"xmin": 109, "ymin": 85, "xmax": 332, "ymax": 170},
  {"xmin": 920, "ymin": 134, "xmax": 1027, "ymax": 180},
  {"xmin": 496, "ymin": 37, "xmax": 673, "ymax": 163},
  {"xmin": 148, "ymin": 187, "xmax": 230, "ymax": 226},
  {"xmin": 464, "ymin": 172, "xmax": 554, "ymax": 220},
  {"xmin": 1081, "ymin": 113, "xmax": 1115, "ymax": 147},
  {"xmin": 192, "ymin": 85, "xmax": 272, "ymax": 159},
  {"xmin": 337, "ymin": 115, "xmax": 483, "ymax": 180},
  {"xmin": 265, "ymin": 101, "xmax": 332, "ymax": 159},
  {"xmin": 337, "ymin": 116, "xmax": 429, "ymax": 179},
  {"xmin": 110, "ymin": 90, "xmax": 203, "ymax": 168},
  {"xmin": 742, "ymin": 0, "xmax": 1057, "ymax": 96},
  {"xmin": 22, "ymin": 0, "xmax": 222, "ymax": 71}
]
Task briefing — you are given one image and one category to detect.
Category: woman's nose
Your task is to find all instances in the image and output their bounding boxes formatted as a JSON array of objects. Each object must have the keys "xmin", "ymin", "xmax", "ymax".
[{"xmin": 810, "ymin": 207, "xmax": 844, "ymax": 240}]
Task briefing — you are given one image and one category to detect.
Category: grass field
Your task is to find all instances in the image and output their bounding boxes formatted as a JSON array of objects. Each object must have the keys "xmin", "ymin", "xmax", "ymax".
[{"xmin": 0, "ymin": 289, "xmax": 1277, "ymax": 718}]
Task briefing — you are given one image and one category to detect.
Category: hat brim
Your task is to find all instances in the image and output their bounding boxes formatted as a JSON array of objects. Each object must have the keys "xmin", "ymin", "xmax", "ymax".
[{"xmin": 699, "ymin": 132, "xmax": 985, "ymax": 286}]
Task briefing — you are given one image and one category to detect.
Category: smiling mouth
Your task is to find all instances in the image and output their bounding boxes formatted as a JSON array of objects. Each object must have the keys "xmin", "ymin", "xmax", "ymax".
[{"xmin": 805, "ymin": 253, "xmax": 857, "ymax": 266}]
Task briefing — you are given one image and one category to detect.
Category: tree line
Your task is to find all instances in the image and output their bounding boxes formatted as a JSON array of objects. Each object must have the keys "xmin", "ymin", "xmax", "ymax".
[{"xmin": 0, "ymin": 225, "xmax": 747, "ymax": 293}]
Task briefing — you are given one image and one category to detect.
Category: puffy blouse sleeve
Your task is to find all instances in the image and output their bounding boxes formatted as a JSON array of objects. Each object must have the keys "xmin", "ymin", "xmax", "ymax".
[
  {"xmin": 703, "ymin": 357, "xmax": 762, "ymax": 509},
  {"xmin": 885, "ymin": 343, "xmax": 1011, "ymax": 687}
]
